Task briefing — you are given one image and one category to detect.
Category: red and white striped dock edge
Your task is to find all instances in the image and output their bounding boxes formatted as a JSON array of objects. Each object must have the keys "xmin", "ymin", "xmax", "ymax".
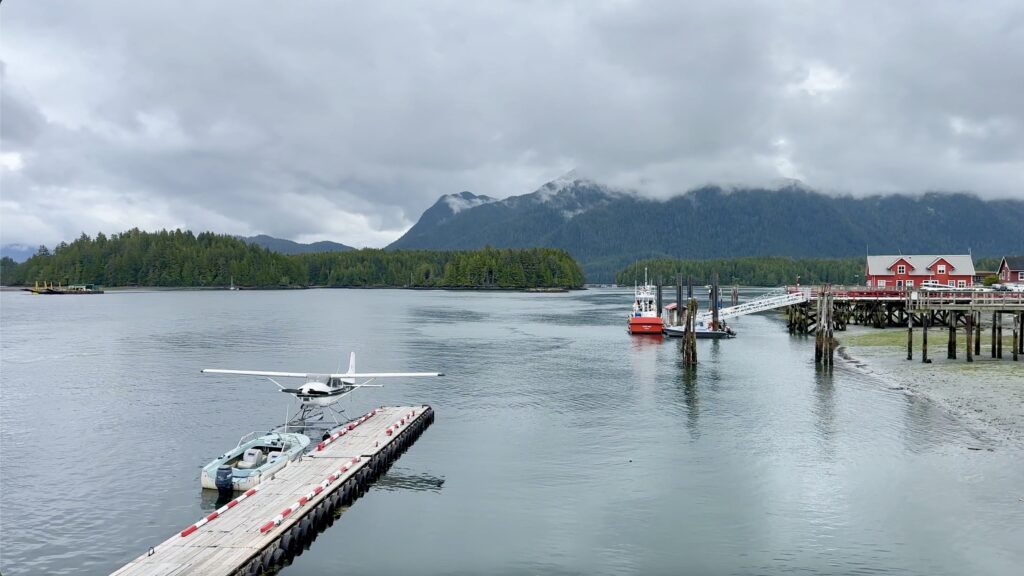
[
  {"xmin": 111, "ymin": 405, "xmax": 435, "ymax": 576},
  {"xmin": 259, "ymin": 457, "xmax": 361, "ymax": 533},
  {"xmin": 180, "ymin": 485, "xmax": 264, "ymax": 537},
  {"xmin": 316, "ymin": 408, "xmax": 378, "ymax": 451}
]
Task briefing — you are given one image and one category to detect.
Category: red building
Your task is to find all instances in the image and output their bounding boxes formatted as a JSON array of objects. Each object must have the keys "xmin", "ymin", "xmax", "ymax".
[
  {"xmin": 864, "ymin": 255, "xmax": 976, "ymax": 289},
  {"xmin": 998, "ymin": 256, "xmax": 1024, "ymax": 283}
]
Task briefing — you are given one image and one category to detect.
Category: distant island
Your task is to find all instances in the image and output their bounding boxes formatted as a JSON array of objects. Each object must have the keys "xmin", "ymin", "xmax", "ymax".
[{"xmin": 0, "ymin": 229, "xmax": 585, "ymax": 290}]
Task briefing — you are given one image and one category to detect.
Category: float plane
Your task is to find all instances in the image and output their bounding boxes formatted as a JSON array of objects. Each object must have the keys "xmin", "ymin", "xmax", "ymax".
[{"xmin": 202, "ymin": 352, "xmax": 443, "ymax": 429}]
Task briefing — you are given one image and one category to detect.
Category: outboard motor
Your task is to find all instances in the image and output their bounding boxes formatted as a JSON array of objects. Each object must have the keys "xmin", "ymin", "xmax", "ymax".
[{"xmin": 215, "ymin": 465, "xmax": 234, "ymax": 498}]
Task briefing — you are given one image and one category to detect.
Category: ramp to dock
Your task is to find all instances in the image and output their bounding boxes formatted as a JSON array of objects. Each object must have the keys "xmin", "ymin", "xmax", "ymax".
[
  {"xmin": 111, "ymin": 405, "xmax": 434, "ymax": 576},
  {"xmin": 696, "ymin": 290, "xmax": 808, "ymax": 322}
]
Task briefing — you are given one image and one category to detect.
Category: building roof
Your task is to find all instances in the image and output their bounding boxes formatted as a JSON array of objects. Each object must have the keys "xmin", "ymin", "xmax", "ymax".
[
  {"xmin": 1001, "ymin": 256, "xmax": 1024, "ymax": 271},
  {"xmin": 866, "ymin": 255, "xmax": 976, "ymax": 276}
]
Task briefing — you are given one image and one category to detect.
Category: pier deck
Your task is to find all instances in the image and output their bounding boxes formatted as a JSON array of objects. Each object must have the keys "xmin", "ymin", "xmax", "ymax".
[{"xmin": 111, "ymin": 405, "xmax": 434, "ymax": 576}]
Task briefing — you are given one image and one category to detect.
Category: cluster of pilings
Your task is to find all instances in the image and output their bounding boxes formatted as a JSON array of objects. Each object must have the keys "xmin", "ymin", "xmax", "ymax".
[
  {"xmin": 814, "ymin": 288, "xmax": 837, "ymax": 367},
  {"xmin": 907, "ymin": 310, "xmax": 1022, "ymax": 363}
]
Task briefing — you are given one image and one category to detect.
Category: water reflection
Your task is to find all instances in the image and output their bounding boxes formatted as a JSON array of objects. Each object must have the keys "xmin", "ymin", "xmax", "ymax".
[
  {"xmin": 681, "ymin": 368, "xmax": 700, "ymax": 439},
  {"xmin": 813, "ymin": 369, "xmax": 837, "ymax": 459},
  {"xmin": 374, "ymin": 469, "xmax": 446, "ymax": 493}
]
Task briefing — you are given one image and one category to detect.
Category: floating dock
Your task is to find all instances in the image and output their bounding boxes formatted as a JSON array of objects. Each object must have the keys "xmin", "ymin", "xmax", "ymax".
[{"xmin": 111, "ymin": 405, "xmax": 434, "ymax": 576}]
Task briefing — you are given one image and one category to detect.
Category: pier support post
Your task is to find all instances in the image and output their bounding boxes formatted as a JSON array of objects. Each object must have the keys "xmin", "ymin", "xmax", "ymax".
[
  {"xmin": 823, "ymin": 289, "xmax": 831, "ymax": 364},
  {"xmin": 996, "ymin": 312, "xmax": 1003, "ymax": 359},
  {"xmin": 965, "ymin": 312, "xmax": 973, "ymax": 362},
  {"xmin": 991, "ymin": 312, "xmax": 997, "ymax": 358},
  {"xmin": 975, "ymin": 312, "xmax": 982, "ymax": 356},
  {"xmin": 947, "ymin": 313, "xmax": 957, "ymax": 360},
  {"xmin": 1013, "ymin": 313, "xmax": 1019, "ymax": 362},
  {"xmin": 922, "ymin": 315, "xmax": 929, "ymax": 363},
  {"xmin": 909, "ymin": 309, "xmax": 917, "ymax": 358},
  {"xmin": 815, "ymin": 294, "xmax": 824, "ymax": 364}
]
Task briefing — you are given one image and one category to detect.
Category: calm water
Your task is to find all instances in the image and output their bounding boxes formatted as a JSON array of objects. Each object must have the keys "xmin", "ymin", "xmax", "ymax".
[{"xmin": 1, "ymin": 288, "xmax": 1022, "ymax": 575}]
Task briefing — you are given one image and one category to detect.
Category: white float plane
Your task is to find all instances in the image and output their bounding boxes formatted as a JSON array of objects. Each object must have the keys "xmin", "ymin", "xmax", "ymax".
[{"xmin": 202, "ymin": 352, "xmax": 443, "ymax": 428}]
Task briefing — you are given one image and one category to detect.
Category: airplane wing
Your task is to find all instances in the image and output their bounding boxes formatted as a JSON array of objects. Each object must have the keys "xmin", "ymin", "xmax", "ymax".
[
  {"xmin": 329, "ymin": 372, "xmax": 444, "ymax": 378},
  {"xmin": 201, "ymin": 369, "xmax": 312, "ymax": 378}
]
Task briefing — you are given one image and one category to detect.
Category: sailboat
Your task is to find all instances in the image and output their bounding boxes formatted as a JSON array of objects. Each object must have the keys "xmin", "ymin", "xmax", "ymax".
[{"xmin": 229, "ymin": 276, "xmax": 239, "ymax": 291}]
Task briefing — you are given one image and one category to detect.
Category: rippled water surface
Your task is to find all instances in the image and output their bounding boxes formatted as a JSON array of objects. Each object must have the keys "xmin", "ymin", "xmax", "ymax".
[{"xmin": 1, "ymin": 288, "xmax": 1022, "ymax": 575}]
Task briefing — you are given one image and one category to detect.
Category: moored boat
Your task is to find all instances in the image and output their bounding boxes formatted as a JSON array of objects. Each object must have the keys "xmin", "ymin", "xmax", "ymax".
[
  {"xmin": 628, "ymin": 272, "xmax": 664, "ymax": 335},
  {"xmin": 663, "ymin": 321, "xmax": 737, "ymax": 339},
  {"xmin": 201, "ymin": 431, "xmax": 310, "ymax": 493}
]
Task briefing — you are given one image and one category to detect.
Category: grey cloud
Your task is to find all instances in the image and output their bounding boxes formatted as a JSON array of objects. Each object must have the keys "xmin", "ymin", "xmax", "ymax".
[{"xmin": 1, "ymin": 0, "xmax": 1022, "ymax": 248}]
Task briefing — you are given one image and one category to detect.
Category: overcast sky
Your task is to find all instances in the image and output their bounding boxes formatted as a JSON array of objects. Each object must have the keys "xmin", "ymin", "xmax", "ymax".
[{"xmin": 2, "ymin": 1, "xmax": 1022, "ymax": 248}]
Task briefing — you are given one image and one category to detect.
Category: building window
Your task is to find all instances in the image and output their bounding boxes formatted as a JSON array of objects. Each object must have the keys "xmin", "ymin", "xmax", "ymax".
[
  {"xmin": 896, "ymin": 280, "xmax": 904, "ymax": 288},
  {"xmin": 878, "ymin": 280, "xmax": 886, "ymax": 287},
  {"xmin": 958, "ymin": 280, "xmax": 966, "ymax": 288},
  {"xmin": 948, "ymin": 280, "xmax": 955, "ymax": 287},
  {"xmin": 937, "ymin": 264, "xmax": 946, "ymax": 274},
  {"xmin": 1019, "ymin": 272, "xmax": 1023, "ymax": 281},
  {"xmin": 897, "ymin": 265, "xmax": 906, "ymax": 274},
  {"xmin": 906, "ymin": 280, "xmax": 914, "ymax": 288},
  {"xmin": 867, "ymin": 279, "xmax": 873, "ymax": 287}
]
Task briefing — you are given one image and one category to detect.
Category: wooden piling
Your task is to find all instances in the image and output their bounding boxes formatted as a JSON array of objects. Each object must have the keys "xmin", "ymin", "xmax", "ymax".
[
  {"xmin": 827, "ymin": 292, "xmax": 835, "ymax": 367},
  {"xmin": 681, "ymin": 298, "xmax": 698, "ymax": 366},
  {"xmin": 907, "ymin": 311, "xmax": 913, "ymax": 360},
  {"xmin": 922, "ymin": 315, "xmax": 929, "ymax": 363},
  {"xmin": 1013, "ymin": 313, "xmax": 1019, "ymax": 361},
  {"xmin": 975, "ymin": 312, "xmax": 982, "ymax": 356},
  {"xmin": 996, "ymin": 312, "xmax": 1003, "ymax": 359},
  {"xmin": 991, "ymin": 312, "xmax": 997, "ymax": 358},
  {"xmin": 947, "ymin": 314, "xmax": 957, "ymax": 360},
  {"xmin": 711, "ymin": 272, "xmax": 720, "ymax": 331},
  {"xmin": 965, "ymin": 312, "xmax": 973, "ymax": 363},
  {"xmin": 814, "ymin": 294, "xmax": 824, "ymax": 364}
]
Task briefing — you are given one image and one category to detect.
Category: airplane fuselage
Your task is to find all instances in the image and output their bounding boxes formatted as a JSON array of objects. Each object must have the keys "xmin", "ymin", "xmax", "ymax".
[{"xmin": 294, "ymin": 376, "xmax": 355, "ymax": 406}]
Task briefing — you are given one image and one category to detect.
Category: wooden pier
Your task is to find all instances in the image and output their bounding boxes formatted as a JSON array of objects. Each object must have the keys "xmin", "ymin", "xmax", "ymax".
[
  {"xmin": 111, "ymin": 405, "xmax": 434, "ymax": 576},
  {"xmin": 785, "ymin": 287, "xmax": 1024, "ymax": 362}
]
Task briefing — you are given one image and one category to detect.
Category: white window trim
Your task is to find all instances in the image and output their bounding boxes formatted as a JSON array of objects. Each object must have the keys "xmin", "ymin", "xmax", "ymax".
[
  {"xmin": 937, "ymin": 265, "xmax": 946, "ymax": 274},
  {"xmin": 906, "ymin": 280, "xmax": 914, "ymax": 288},
  {"xmin": 878, "ymin": 279, "xmax": 886, "ymax": 287},
  {"xmin": 897, "ymin": 265, "xmax": 906, "ymax": 274},
  {"xmin": 1019, "ymin": 272, "xmax": 1024, "ymax": 281},
  {"xmin": 957, "ymin": 280, "xmax": 966, "ymax": 288},
  {"xmin": 947, "ymin": 280, "xmax": 955, "ymax": 287}
]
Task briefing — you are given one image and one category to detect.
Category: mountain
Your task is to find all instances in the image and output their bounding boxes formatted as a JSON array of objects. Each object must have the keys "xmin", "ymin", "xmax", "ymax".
[
  {"xmin": 388, "ymin": 174, "xmax": 1024, "ymax": 282},
  {"xmin": 0, "ymin": 244, "xmax": 38, "ymax": 263},
  {"xmin": 241, "ymin": 234, "xmax": 354, "ymax": 255}
]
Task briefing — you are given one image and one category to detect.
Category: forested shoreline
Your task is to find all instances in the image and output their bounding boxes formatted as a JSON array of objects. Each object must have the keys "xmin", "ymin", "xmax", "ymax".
[
  {"xmin": 615, "ymin": 256, "xmax": 1003, "ymax": 287},
  {"xmin": 0, "ymin": 229, "xmax": 585, "ymax": 289}
]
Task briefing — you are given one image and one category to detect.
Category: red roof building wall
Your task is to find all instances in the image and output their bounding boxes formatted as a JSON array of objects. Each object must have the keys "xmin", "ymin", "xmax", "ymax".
[{"xmin": 865, "ymin": 257, "xmax": 974, "ymax": 288}]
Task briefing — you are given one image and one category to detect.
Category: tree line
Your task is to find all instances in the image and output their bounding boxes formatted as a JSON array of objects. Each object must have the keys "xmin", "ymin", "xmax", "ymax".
[
  {"xmin": 615, "ymin": 256, "xmax": 1005, "ymax": 287},
  {"xmin": 0, "ymin": 229, "xmax": 585, "ymax": 289}
]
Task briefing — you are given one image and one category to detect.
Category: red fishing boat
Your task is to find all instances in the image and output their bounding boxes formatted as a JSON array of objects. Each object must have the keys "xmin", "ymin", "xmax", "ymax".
[{"xmin": 627, "ymin": 271, "xmax": 664, "ymax": 335}]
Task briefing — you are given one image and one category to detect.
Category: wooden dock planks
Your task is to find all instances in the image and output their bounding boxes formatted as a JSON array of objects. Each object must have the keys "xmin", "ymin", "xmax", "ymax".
[{"xmin": 111, "ymin": 405, "xmax": 432, "ymax": 576}]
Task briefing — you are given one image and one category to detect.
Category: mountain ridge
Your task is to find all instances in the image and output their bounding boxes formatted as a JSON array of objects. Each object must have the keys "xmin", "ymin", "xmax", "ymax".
[
  {"xmin": 241, "ymin": 234, "xmax": 354, "ymax": 255},
  {"xmin": 388, "ymin": 177, "xmax": 1024, "ymax": 282}
]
